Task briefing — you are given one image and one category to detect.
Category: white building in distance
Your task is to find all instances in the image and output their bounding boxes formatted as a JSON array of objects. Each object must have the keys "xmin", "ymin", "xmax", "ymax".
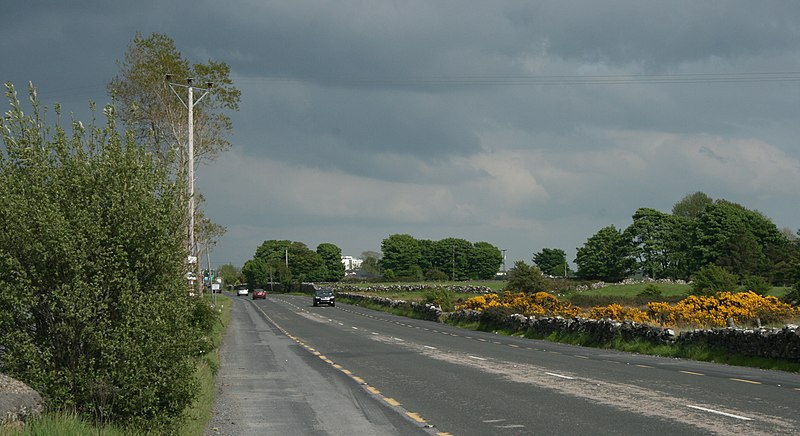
[{"xmin": 341, "ymin": 255, "xmax": 363, "ymax": 271}]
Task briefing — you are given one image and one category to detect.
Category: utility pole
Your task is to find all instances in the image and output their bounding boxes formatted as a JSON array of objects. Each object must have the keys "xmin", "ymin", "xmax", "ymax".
[
  {"xmin": 501, "ymin": 249, "xmax": 507, "ymax": 278},
  {"xmin": 165, "ymin": 75, "xmax": 213, "ymax": 296}
]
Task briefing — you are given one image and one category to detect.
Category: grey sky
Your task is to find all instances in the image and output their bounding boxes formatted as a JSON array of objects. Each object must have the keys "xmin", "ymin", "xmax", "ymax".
[{"xmin": 3, "ymin": 1, "xmax": 800, "ymax": 268}]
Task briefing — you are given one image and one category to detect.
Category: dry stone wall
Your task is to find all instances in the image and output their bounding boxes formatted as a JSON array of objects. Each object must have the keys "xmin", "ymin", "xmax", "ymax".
[{"xmin": 337, "ymin": 292, "xmax": 800, "ymax": 362}]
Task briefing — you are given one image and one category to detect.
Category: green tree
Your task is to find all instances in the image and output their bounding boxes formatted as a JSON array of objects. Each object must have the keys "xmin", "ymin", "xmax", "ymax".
[
  {"xmin": 690, "ymin": 200, "xmax": 785, "ymax": 276},
  {"xmin": 107, "ymin": 32, "xmax": 240, "ymax": 171},
  {"xmin": 0, "ymin": 83, "xmax": 207, "ymax": 430},
  {"xmin": 623, "ymin": 208, "xmax": 677, "ymax": 279},
  {"xmin": 506, "ymin": 261, "xmax": 548, "ymax": 292},
  {"xmin": 532, "ymin": 248, "xmax": 568, "ymax": 277},
  {"xmin": 672, "ymin": 191, "xmax": 712, "ymax": 218},
  {"xmin": 435, "ymin": 238, "xmax": 473, "ymax": 280},
  {"xmin": 575, "ymin": 225, "xmax": 634, "ymax": 282},
  {"xmin": 317, "ymin": 243, "xmax": 345, "ymax": 282},
  {"xmin": 217, "ymin": 263, "xmax": 241, "ymax": 286},
  {"xmin": 241, "ymin": 258, "xmax": 269, "ymax": 288},
  {"xmin": 379, "ymin": 234, "xmax": 423, "ymax": 280},
  {"xmin": 469, "ymin": 242, "xmax": 503, "ymax": 280},
  {"xmin": 690, "ymin": 264, "xmax": 739, "ymax": 296}
]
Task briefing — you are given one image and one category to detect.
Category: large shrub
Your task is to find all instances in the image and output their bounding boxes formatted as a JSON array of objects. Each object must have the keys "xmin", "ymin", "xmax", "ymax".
[
  {"xmin": 0, "ymin": 83, "xmax": 208, "ymax": 430},
  {"xmin": 690, "ymin": 264, "xmax": 739, "ymax": 296}
]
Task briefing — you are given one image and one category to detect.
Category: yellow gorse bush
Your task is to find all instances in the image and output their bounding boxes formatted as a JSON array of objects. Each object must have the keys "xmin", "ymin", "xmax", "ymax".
[
  {"xmin": 647, "ymin": 291, "xmax": 799, "ymax": 328},
  {"xmin": 459, "ymin": 290, "xmax": 799, "ymax": 328}
]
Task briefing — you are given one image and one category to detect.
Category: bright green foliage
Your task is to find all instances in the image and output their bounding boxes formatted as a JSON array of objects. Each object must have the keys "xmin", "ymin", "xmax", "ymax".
[
  {"xmin": 241, "ymin": 257, "xmax": 270, "ymax": 288},
  {"xmin": 383, "ymin": 235, "xmax": 501, "ymax": 281},
  {"xmin": 251, "ymin": 240, "xmax": 327, "ymax": 285},
  {"xmin": 690, "ymin": 264, "xmax": 739, "ymax": 296},
  {"xmin": 672, "ymin": 191, "xmax": 712, "ymax": 218},
  {"xmin": 740, "ymin": 276, "xmax": 771, "ymax": 296},
  {"xmin": 380, "ymin": 234, "xmax": 423, "ymax": 280},
  {"xmin": 691, "ymin": 200, "xmax": 785, "ymax": 276},
  {"xmin": 623, "ymin": 208, "xmax": 677, "ymax": 279},
  {"xmin": 532, "ymin": 248, "xmax": 568, "ymax": 277},
  {"xmin": 317, "ymin": 243, "xmax": 345, "ymax": 282},
  {"xmin": 506, "ymin": 261, "xmax": 548, "ymax": 293},
  {"xmin": 0, "ymin": 83, "xmax": 211, "ymax": 431},
  {"xmin": 469, "ymin": 242, "xmax": 503, "ymax": 280},
  {"xmin": 575, "ymin": 225, "xmax": 634, "ymax": 281}
]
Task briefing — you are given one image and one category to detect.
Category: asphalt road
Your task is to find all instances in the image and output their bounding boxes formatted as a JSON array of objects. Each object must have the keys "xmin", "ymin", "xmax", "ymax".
[
  {"xmin": 209, "ymin": 294, "xmax": 800, "ymax": 435},
  {"xmin": 205, "ymin": 295, "xmax": 432, "ymax": 435}
]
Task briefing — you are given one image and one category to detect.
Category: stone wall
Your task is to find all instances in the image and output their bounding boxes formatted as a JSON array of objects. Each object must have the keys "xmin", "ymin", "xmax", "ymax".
[
  {"xmin": 332, "ymin": 284, "xmax": 491, "ymax": 295},
  {"xmin": 337, "ymin": 292, "xmax": 800, "ymax": 362}
]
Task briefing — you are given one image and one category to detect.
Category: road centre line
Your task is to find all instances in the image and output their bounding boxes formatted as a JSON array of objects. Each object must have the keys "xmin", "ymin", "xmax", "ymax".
[
  {"xmin": 545, "ymin": 372, "xmax": 575, "ymax": 380},
  {"xmin": 483, "ymin": 419, "xmax": 505, "ymax": 423},
  {"xmin": 680, "ymin": 371, "xmax": 705, "ymax": 376},
  {"xmin": 686, "ymin": 405, "xmax": 753, "ymax": 421},
  {"xmin": 468, "ymin": 355, "xmax": 487, "ymax": 361},
  {"xmin": 730, "ymin": 378, "xmax": 761, "ymax": 385},
  {"xmin": 636, "ymin": 364, "xmax": 653, "ymax": 368},
  {"xmin": 424, "ymin": 345, "xmax": 437, "ymax": 350}
]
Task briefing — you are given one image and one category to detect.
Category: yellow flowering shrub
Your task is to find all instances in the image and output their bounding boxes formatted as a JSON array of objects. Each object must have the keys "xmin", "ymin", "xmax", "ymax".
[
  {"xmin": 647, "ymin": 291, "xmax": 799, "ymax": 328},
  {"xmin": 460, "ymin": 290, "xmax": 799, "ymax": 329},
  {"xmin": 589, "ymin": 304, "xmax": 650, "ymax": 323},
  {"xmin": 457, "ymin": 291, "xmax": 581, "ymax": 318}
]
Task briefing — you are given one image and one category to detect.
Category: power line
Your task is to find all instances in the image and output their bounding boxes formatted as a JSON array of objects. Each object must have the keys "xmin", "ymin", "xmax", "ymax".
[{"xmin": 231, "ymin": 71, "xmax": 800, "ymax": 87}]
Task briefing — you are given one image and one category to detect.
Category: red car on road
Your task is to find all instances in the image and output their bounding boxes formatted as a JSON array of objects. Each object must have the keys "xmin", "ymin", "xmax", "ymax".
[{"xmin": 252, "ymin": 289, "xmax": 267, "ymax": 300}]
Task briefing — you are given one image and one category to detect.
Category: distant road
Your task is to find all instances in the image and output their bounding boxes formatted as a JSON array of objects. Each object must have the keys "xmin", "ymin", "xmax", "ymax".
[{"xmin": 211, "ymin": 294, "xmax": 800, "ymax": 435}]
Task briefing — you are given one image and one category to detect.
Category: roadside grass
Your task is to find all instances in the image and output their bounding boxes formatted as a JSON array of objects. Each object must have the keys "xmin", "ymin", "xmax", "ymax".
[
  {"xmin": 5, "ymin": 295, "xmax": 232, "ymax": 436},
  {"xmin": 0, "ymin": 411, "xmax": 134, "ymax": 436},
  {"xmin": 179, "ymin": 294, "xmax": 231, "ymax": 435}
]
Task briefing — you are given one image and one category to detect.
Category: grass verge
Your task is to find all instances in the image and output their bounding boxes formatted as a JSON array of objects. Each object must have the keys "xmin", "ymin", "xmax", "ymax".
[{"xmin": 179, "ymin": 294, "xmax": 232, "ymax": 435}]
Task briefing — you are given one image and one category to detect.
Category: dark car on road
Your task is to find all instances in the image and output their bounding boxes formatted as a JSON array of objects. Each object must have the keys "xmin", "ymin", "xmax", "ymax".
[
  {"xmin": 252, "ymin": 289, "xmax": 267, "ymax": 300},
  {"xmin": 313, "ymin": 288, "xmax": 335, "ymax": 307}
]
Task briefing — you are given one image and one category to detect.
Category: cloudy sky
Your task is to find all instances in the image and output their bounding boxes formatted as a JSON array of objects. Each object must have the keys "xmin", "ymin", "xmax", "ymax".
[{"xmin": 3, "ymin": 1, "xmax": 800, "ymax": 269}]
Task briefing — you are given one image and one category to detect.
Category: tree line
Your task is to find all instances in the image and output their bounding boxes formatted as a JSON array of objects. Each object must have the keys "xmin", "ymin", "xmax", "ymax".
[
  {"xmin": 241, "ymin": 240, "xmax": 346, "ymax": 289},
  {"xmin": 570, "ymin": 192, "xmax": 799, "ymax": 288}
]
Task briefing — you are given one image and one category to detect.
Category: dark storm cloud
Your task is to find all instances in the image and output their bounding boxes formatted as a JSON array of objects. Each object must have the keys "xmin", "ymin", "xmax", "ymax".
[{"xmin": 3, "ymin": 0, "xmax": 800, "ymax": 267}]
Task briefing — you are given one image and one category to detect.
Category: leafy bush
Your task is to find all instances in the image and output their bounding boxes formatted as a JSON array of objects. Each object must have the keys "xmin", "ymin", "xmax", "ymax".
[
  {"xmin": 506, "ymin": 261, "xmax": 548, "ymax": 292},
  {"xmin": 739, "ymin": 276, "xmax": 771, "ymax": 296},
  {"xmin": 423, "ymin": 288, "xmax": 455, "ymax": 312},
  {"xmin": 782, "ymin": 282, "xmax": 800, "ymax": 306},
  {"xmin": 0, "ymin": 84, "xmax": 206, "ymax": 431},
  {"xmin": 637, "ymin": 284, "xmax": 662, "ymax": 298},
  {"xmin": 690, "ymin": 264, "xmax": 739, "ymax": 296}
]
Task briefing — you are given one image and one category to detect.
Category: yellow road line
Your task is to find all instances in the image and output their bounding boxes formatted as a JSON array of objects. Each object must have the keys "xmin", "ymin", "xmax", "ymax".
[
  {"xmin": 367, "ymin": 386, "xmax": 381, "ymax": 395},
  {"xmin": 383, "ymin": 397, "xmax": 402, "ymax": 406},
  {"xmin": 406, "ymin": 412, "xmax": 426, "ymax": 423},
  {"xmin": 341, "ymin": 369, "xmax": 352, "ymax": 375},
  {"xmin": 352, "ymin": 376, "xmax": 365, "ymax": 384}
]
